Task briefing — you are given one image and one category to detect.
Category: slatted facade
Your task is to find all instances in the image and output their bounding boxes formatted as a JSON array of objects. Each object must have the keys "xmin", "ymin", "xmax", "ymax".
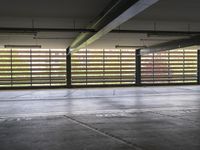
[
  {"xmin": 0, "ymin": 48, "xmax": 199, "ymax": 88},
  {"xmin": 141, "ymin": 49, "xmax": 198, "ymax": 84},
  {"xmin": 71, "ymin": 49, "xmax": 136, "ymax": 86},
  {"xmin": 0, "ymin": 49, "xmax": 66, "ymax": 87}
]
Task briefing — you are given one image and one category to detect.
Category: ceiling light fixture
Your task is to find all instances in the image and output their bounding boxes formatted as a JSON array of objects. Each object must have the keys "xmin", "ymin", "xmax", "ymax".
[
  {"xmin": 0, "ymin": 31, "xmax": 37, "ymax": 36},
  {"xmin": 115, "ymin": 45, "xmax": 147, "ymax": 49},
  {"xmin": 4, "ymin": 45, "xmax": 42, "ymax": 49},
  {"xmin": 147, "ymin": 33, "xmax": 191, "ymax": 37},
  {"xmin": 140, "ymin": 38, "xmax": 170, "ymax": 42},
  {"xmin": 33, "ymin": 37, "xmax": 74, "ymax": 40}
]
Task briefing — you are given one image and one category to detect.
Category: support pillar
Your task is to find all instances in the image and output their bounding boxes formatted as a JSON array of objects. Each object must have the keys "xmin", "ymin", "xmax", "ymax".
[
  {"xmin": 66, "ymin": 47, "xmax": 72, "ymax": 88},
  {"xmin": 135, "ymin": 49, "xmax": 141, "ymax": 85},
  {"xmin": 198, "ymin": 50, "xmax": 200, "ymax": 84}
]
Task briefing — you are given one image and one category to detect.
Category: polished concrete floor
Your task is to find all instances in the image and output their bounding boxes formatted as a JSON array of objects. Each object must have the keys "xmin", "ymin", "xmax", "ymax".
[{"xmin": 0, "ymin": 86, "xmax": 200, "ymax": 150}]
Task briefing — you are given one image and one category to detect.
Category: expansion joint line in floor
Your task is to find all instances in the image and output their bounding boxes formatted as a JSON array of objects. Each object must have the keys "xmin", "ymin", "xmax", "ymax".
[
  {"xmin": 64, "ymin": 115, "xmax": 144, "ymax": 150},
  {"xmin": 150, "ymin": 110, "xmax": 199, "ymax": 124}
]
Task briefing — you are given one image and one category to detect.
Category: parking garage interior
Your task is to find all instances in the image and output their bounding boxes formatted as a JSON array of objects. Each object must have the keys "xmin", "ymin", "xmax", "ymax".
[{"xmin": 0, "ymin": 0, "xmax": 200, "ymax": 150}]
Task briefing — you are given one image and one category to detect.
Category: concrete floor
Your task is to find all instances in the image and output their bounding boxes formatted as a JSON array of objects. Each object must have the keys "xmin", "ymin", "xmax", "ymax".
[{"xmin": 0, "ymin": 86, "xmax": 200, "ymax": 150}]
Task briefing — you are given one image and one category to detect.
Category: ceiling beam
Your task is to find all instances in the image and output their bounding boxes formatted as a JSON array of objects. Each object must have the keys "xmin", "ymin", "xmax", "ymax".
[
  {"xmin": 1, "ymin": 27, "xmax": 200, "ymax": 35},
  {"xmin": 69, "ymin": 0, "xmax": 159, "ymax": 53},
  {"xmin": 140, "ymin": 35, "xmax": 200, "ymax": 55}
]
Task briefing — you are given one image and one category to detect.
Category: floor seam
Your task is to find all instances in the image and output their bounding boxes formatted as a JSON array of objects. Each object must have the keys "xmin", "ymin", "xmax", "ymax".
[
  {"xmin": 1, "ymin": 92, "xmax": 200, "ymax": 102},
  {"xmin": 64, "ymin": 90, "xmax": 79, "ymax": 97},
  {"xmin": 63, "ymin": 115, "xmax": 145, "ymax": 150},
  {"xmin": 8, "ymin": 93, "xmax": 33, "ymax": 100},
  {"xmin": 150, "ymin": 111, "xmax": 199, "ymax": 124}
]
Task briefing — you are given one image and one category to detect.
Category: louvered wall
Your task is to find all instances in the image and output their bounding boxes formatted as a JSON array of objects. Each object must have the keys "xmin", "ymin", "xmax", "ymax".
[
  {"xmin": 141, "ymin": 49, "xmax": 198, "ymax": 84},
  {"xmin": 0, "ymin": 49, "xmax": 66, "ymax": 87},
  {"xmin": 71, "ymin": 49, "xmax": 136, "ymax": 86},
  {"xmin": 0, "ymin": 48, "xmax": 198, "ymax": 88}
]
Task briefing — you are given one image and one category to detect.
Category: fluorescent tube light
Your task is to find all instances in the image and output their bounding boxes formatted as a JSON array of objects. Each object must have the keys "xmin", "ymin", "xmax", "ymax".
[
  {"xmin": 115, "ymin": 45, "xmax": 147, "ymax": 49},
  {"xmin": 4, "ymin": 45, "xmax": 42, "ymax": 49}
]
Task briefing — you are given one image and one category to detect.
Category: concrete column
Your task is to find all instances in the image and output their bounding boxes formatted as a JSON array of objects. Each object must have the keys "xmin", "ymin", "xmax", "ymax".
[{"xmin": 135, "ymin": 49, "xmax": 141, "ymax": 85}]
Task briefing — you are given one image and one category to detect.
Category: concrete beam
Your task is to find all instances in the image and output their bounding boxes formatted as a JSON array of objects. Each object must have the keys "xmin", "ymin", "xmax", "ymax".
[
  {"xmin": 141, "ymin": 35, "xmax": 200, "ymax": 55},
  {"xmin": 69, "ymin": 0, "xmax": 159, "ymax": 53}
]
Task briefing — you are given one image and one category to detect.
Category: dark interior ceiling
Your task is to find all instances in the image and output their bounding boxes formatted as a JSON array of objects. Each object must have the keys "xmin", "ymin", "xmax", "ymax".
[
  {"xmin": 134, "ymin": 0, "xmax": 200, "ymax": 22},
  {"xmin": 0, "ymin": 0, "xmax": 112, "ymax": 18},
  {"xmin": 0, "ymin": 0, "xmax": 199, "ymax": 22},
  {"xmin": 0, "ymin": 0, "xmax": 200, "ymax": 49}
]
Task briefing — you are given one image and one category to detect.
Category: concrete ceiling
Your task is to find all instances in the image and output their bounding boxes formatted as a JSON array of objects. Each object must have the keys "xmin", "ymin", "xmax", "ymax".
[
  {"xmin": 0, "ymin": 0, "xmax": 199, "ymax": 21},
  {"xmin": 0, "ymin": 0, "xmax": 200, "ymax": 49},
  {"xmin": 134, "ymin": 0, "xmax": 200, "ymax": 22},
  {"xmin": 0, "ymin": 0, "xmax": 112, "ymax": 18}
]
